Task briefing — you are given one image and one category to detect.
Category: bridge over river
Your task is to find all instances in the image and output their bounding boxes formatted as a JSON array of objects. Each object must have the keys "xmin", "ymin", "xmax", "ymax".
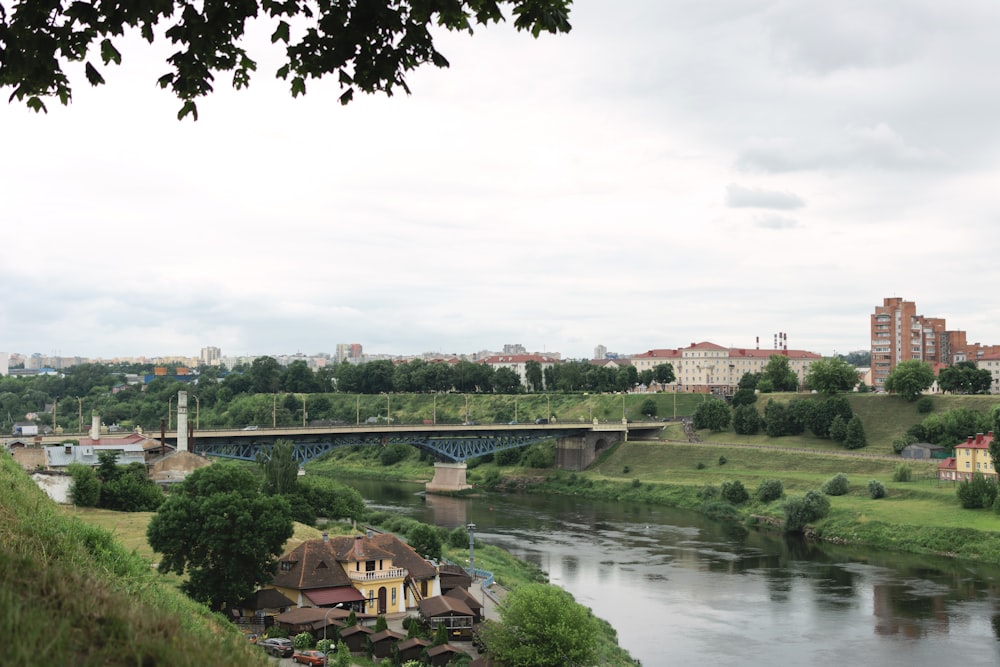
[{"xmin": 153, "ymin": 420, "xmax": 665, "ymax": 492}]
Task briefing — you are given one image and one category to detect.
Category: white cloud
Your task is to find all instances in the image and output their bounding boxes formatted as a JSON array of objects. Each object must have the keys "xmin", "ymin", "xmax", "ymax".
[{"xmin": 725, "ymin": 184, "xmax": 804, "ymax": 209}]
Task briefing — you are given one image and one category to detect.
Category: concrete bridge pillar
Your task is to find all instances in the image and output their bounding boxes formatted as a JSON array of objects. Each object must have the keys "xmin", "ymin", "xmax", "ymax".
[{"xmin": 426, "ymin": 462, "xmax": 472, "ymax": 494}]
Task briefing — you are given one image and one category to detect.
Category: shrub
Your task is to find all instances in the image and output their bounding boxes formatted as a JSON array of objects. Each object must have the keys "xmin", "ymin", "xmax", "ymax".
[
  {"xmin": 718, "ymin": 455, "xmax": 727, "ymax": 466},
  {"xmin": 695, "ymin": 462, "xmax": 706, "ymax": 470},
  {"xmin": 631, "ymin": 478, "xmax": 642, "ymax": 489},
  {"xmin": 720, "ymin": 480, "xmax": 749, "ymax": 505},
  {"xmin": 782, "ymin": 490, "xmax": 831, "ymax": 533},
  {"xmin": 957, "ymin": 473, "xmax": 998, "ymax": 509},
  {"xmin": 697, "ymin": 485, "xmax": 718, "ymax": 501},
  {"xmin": 447, "ymin": 526, "xmax": 469, "ymax": 549},
  {"xmin": 822, "ymin": 473, "xmax": 849, "ymax": 496},
  {"xmin": 867, "ymin": 480, "xmax": 887, "ymax": 499},
  {"xmin": 916, "ymin": 396, "xmax": 933, "ymax": 413},
  {"xmin": 892, "ymin": 464, "xmax": 912, "ymax": 483},
  {"xmin": 756, "ymin": 478, "xmax": 784, "ymax": 503},
  {"xmin": 315, "ymin": 638, "xmax": 334, "ymax": 653},
  {"xmin": 495, "ymin": 447, "xmax": 522, "ymax": 466},
  {"xmin": 379, "ymin": 443, "xmax": 412, "ymax": 466},
  {"xmin": 522, "ymin": 446, "xmax": 554, "ymax": 469},
  {"xmin": 293, "ymin": 632, "xmax": 314, "ymax": 650},
  {"xmin": 622, "ymin": 466, "xmax": 630, "ymax": 474}
]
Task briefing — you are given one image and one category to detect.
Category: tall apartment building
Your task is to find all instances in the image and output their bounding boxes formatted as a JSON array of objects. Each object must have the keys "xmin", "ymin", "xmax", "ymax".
[
  {"xmin": 336, "ymin": 343, "xmax": 363, "ymax": 364},
  {"xmin": 200, "ymin": 346, "xmax": 221, "ymax": 366},
  {"xmin": 869, "ymin": 297, "xmax": 997, "ymax": 391}
]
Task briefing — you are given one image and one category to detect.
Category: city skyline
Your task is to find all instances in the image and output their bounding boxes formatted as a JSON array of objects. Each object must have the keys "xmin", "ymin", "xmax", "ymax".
[{"xmin": 5, "ymin": 2, "xmax": 1000, "ymax": 360}]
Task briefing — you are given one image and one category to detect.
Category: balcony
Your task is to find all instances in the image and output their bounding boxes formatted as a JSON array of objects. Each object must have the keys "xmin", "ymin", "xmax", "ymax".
[{"xmin": 348, "ymin": 568, "xmax": 408, "ymax": 582}]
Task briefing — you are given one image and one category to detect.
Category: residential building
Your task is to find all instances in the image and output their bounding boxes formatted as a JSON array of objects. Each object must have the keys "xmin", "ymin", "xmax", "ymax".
[
  {"xmin": 978, "ymin": 351, "xmax": 1000, "ymax": 394},
  {"xmin": 630, "ymin": 342, "xmax": 822, "ymax": 395},
  {"xmin": 267, "ymin": 531, "xmax": 440, "ymax": 615},
  {"xmin": 870, "ymin": 297, "xmax": 998, "ymax": 392},
  {"xmin": 479, "ymin": 354, "xmax": 559, "ymax": 389},
  {"xmin": 336, "ymin": 343, "xmax": 363, "ymax": 364},
  {"xmin": 938, "ymin": 432, "xmax": 996, "ymax": 481},
  {"xmin": 200, "ymin": 346, "xmax": 221, "ymax": 366}
]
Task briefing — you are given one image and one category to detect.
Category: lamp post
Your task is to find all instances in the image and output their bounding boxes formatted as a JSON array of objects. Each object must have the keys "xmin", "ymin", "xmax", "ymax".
[
  {"xmin": 76, "ymin": 397, "xmax": 83, "ymax": 433},
  {"xmin": 272, "ymin": 394, "xmax": 277, "ymax": 428},
  {"xmin": 192, "ymin": 395, "xmax": 200, "ymax": 430},
  {"xmin": 302, "ymin": 394, "xmax": 307, "ymax": 427},
  {"xmin": 467, "ymin": 523, "xmax": 476, "ymax": 575},
  {"xmin": 322, "ymin": 603, "xmax": 345, "ymax": 666},
  {"xmin": 168, "ymin": 395, "xmax": 174, "ymax": 431}
]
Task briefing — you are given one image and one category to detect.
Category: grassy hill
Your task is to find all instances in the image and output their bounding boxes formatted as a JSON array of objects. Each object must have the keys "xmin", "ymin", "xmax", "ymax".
[{"xmin": 0, "ymin": 451, "xmax": 268, "ymax": 667}]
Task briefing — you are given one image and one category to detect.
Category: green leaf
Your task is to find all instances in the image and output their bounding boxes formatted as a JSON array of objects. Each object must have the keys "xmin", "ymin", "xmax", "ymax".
[
  {"xmin": 26, "ymin": 97, "xmax": 48, "ymax": 113},
  {"xmin": 290, "ymin": 76, "xmax": 306, "ymax": 98},
  {"xmin": 339, "ymin": 88, "xmax": 354, "ymax": 105},
  {"xmin": 271, "ymin": 20, "xmax": 290, "ymax": 44},
  {"xmin": 177, "ymin": 100, "xmax": 199, "ymax": 121},
  {"xmin": 100, "ymin": 38, "xmax": 122, "ymax": 65},
  {"xmin": 85, "ymin": 62, "xmax": 106, "ymax": 86}
]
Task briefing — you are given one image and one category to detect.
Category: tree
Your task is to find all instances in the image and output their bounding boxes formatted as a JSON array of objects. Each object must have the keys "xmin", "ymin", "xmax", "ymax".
[
  {"xmin": 756, "ymin": 479, "xmax": 784, "ymax": 503},
  {"xmin": 732, "ymin": 404, "xmax": 761, "ymax": 435},
  {"xmin": 883, "ymin": 360, "xmax": 935, "ymax": 401},
  {"xmin": 67, "ymin": 462, "xmax": 101, "ymax": 507},
  {"xmin": 524, "ymin": 360, "xmax": 543, "ymax": 392},
  {"xmin": 720, "ymin": 480, "xmax": 749, "ymax": 504},
  {"xmin": 407, "ymin": 523, "xmax": 443, "ymax": 560},
  {"xmin": 843, "ymin": 415, "xmax": 867, "ymax": 450},
  {"xmin": 761, "ymin": 355, "xmax": 798, "ymax": 392},
  {"xmin": 479, "ymin": 583, "xmax": 599, "ymax": 667},
  {"xmin": 639, "ymin": 398, "xmax": 658, "ymax": 418},
  {"xmin": 782, "ymin": 490, "xmax": 830, "ymax": 533},
  {"xmin": 653, "ymin": 363, "xmax": 676, "ymax": 385},
  {"xmin": 262, "ymin": 439, "xmax": 299, "ymax": 496},
  {"xmin": 821, "ymin": 473, "xmax": 849, "ymax": 496},
  {"xmin": 493, "ymin": 367, "xmax": 522, "ymax": 393},
  {"xmin": 805, "ymin": 358, "xmax": 859, "ymax": 394},
  {"xmin": 692, "ymin": 398, "xmax": 730, "ymax": 432},
  {"xmin": 147, "ymin": 463, "xmax": 293, "ymax": 610},
  {"xmin": 0, "ymin": 1, "xmax": 572, "ymax": 120},
  {"xmin": 937, "ymin": 361, "xmax": 993, "ymax": 395}
]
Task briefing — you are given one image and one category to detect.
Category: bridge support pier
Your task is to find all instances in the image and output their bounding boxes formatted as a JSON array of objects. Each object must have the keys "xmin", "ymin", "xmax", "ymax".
[{"xmin": 426, "ymin": 462, "xmax": 472, "ymax": 494}]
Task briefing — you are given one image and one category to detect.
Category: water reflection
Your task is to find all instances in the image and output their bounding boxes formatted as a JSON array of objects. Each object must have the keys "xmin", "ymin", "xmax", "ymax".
[{"xmin": 346, "ymin": 479, "xmax": 1000, "ymax": 666}]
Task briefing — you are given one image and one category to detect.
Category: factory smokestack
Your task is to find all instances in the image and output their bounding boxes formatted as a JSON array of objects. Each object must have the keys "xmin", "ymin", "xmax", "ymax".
[{"xmin": 178, "ymin": 391, "xmax": 189, "ymax": 452}]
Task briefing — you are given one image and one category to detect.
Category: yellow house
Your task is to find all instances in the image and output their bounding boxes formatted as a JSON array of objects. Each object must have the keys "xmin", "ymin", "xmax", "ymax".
[
  {"xmin": 267, "ymin": 531, "xmax": 440, "ymax": 616},
  {"xmin": 949, "ymin": 432, "xmax": 997, "ymax": 480}
]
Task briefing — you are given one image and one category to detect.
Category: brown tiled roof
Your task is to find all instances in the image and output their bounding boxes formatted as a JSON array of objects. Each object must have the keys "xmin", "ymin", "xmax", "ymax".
[
  {"xmin": 240, "ymin": 588, "xmax": 295, "ymax": 610},
  {"xmin": 369, "ymin": 629, "xmax": 404, "ymax": 644},
  {"xmin": 369, "ymin": 532, "xmax": 437, "ymax": 579},
  {"xmin": 272, "ymin": 540, "xmax": 355, "ymax": 590},
  {"xmin": 444, "ymin": 586, "xmax": 483, "ymax": 611},
  {"xmin": 396, "ymin": 637, "xmax": 431, "ymax": 651},
  {"xmin": 339, "ymin": 625, "xmax": 374, "ymax": 638},
  {"xmin": 419, "ymin": 595, "xmax": 474, "ymax": 618},
  {"xmin": 427, "ymin": 644, "xmax": 465, "ymax": 658}
]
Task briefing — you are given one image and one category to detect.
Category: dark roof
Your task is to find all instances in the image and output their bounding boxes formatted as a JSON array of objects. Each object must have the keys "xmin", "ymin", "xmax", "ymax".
[
  {"xmin": 273, "ymin": 607, "xmax": 350, "ymax": 627},
  {"xmin": 445, "ymin": 586, "xmax": 483, "ymax": 611},
  {"xmin": 339, "ymin": 625, "xmax": 374, "ymax": 638},
  {"xmin": 369, "ymin": 629, "xmax": 404, "ymax": 644},
  {"xmin": 396, "ymin": 637, "xmax": 431, "ymax": 651},
  {"xmin": 419, "ymin": 595, "xmax": 475, "ymax": 618},
  {"xmin": 240, "ymin": 588, "xmax": 295, "ymax": 610},
  {"xmin": 427, "ymin": 644, "xmax": 466, "ymax": 657},
  {"xmin": 271, "ymin": 540, "xmax": 357, "ymax": 590},
  {"xmin": 369, "ymin": 532, "xmax": 438, "ymax": 580}
]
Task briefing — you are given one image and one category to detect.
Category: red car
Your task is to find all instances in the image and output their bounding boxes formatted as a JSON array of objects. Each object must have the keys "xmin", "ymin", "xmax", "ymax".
[{"xmin": 292, "ymin": 650, "xmax": 326, "ymax": 666}]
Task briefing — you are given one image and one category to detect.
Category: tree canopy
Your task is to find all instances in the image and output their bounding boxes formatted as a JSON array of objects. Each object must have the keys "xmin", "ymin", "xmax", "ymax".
[
  {"xmin": 146, "ymin": 462, "xmax": 293, "ymax": 610},
  {"xmin": 480, "ymin": 583, "xmax": 600, "ymax": 667},
  {"xmin": 805, "ymin": 357, "xmax": 859, "ymax": 394},
  {"xmin": 0, "ymin": 0, "xmax": 572, "ymax": 119},
  {"xmin": 936, "ymin": 361, "xmax": 993, "ymax": 395},
  {"xmin": 883, "ymin": 360, "xmax": 935, "ymax": 401}
]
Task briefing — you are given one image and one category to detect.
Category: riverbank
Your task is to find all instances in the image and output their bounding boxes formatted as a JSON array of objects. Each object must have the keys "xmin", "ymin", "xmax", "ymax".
[{"xmin": 311, "ymin": 437, "xmax": 1000, "ymax": 567}]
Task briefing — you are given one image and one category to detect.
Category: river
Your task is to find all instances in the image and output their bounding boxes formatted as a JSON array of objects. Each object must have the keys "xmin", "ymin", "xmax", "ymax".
[{"xmin": 344, "ymin": 479, "xmax": 1000, "ymax": 666}]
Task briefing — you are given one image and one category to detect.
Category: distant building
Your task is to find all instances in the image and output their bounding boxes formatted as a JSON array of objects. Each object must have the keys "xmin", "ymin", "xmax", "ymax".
[
  {"xmin": 938, "ymin": 432, "xmax": 997, "ymax": 481},
  {"xmin": 200, "ymin": 346, "xmax": 221, "ymax": 366},
  {"xmin": 479, "ymin": 354, "xmax": 559, "ymax": 389},
  {"xmin": 0, "ymin": 351, "xmax": 7, "ymax": 376}
]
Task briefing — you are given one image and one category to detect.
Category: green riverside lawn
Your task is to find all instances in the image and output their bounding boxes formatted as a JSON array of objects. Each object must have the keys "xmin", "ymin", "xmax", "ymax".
[{"xmin": 309, "ymin": 392, "xmax": 1000, "ymax": 566}]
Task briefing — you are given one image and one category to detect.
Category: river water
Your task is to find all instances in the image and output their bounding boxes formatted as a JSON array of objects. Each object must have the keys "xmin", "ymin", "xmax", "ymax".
[{"xmin": 345, "ymin": 479, "xmax": 1000, "ymax": 666}]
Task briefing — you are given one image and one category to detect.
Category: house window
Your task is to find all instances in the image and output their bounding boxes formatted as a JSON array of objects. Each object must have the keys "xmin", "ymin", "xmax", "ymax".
[
  {"xmin": 966, "ymin": 461, "xmax": 971, "ymax": 469},
  {"xmin": 366, "ymin": 560, "xmax": 376, "ymax": 572},
  {"xmin": 392, "ymin": 588, "xmax": 397, "ymax": 605}
]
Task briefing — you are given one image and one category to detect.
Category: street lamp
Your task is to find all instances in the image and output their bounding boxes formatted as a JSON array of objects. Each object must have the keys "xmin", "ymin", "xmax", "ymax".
[
  {"xmin": 168, "ymin": 395, "xmax": 174, "ymax": 431},
  {"xmin": 75, "ymin": 397, "xmax": 83, "ymax": 433},
  {"xmin": 323, "ymin": 604, "xmax": 344, "ymax": 666},
  {"xmin": 192, "ymin": 395, "xmax": 200, "ymax": 430},
  {"xmin": 467, "ymin": 523, "xmax": 476, "ymax": 574}
]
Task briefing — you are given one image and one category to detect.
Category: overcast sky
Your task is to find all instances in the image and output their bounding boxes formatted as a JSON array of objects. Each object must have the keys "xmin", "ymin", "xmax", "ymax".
[{"xmin": 4, "ymin": 0, "xmax": 1000, "ymax": 361}]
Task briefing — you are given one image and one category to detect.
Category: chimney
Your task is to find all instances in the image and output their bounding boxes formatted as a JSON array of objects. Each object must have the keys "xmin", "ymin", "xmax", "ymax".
[
  {"xmin": 353, "ymin": 535, "xmax": 364, "ymax": 558},
  {"xmin": 177, "ymin": 391, "xmax": 188, "ymax": 452},
  {"xmin": 91, "ymin": 413, "xmax": 101, "ymax": 441}
]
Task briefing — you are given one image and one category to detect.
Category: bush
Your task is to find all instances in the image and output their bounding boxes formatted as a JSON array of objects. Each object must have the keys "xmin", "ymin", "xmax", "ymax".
[
  {"xmin": 522, "ymin": 446, "xmax": 554, "ymax": 469},
  {"xmin": 495, "ymin": 447, "xmax": 522, "ymax": 466},
  {"xmin": 867, "ymin": 480, "xmax": 887, "ymax": 499},
  {"xmin": 293, "ymin": 632, "xmax": 314, "ymax": 650},
  {"xmin": 631, "ymin": 478, "xmax": 642, "ymax": 488},
  {"xmin": 695, "ymin": 462, "xmax": 706, "ymax": 470},
  {"xmin": 822, "ymin": 473, "xmax": 849, "ymax": 496},
  {"xmin": 957, "ymin": 473, "xmax": 998, "ymax": 509},
  {"xmin": 697, "ymin": 485, "xmax": 718, "ymax": 501},
  {"xmin": 718, "ymin": 455, "xmax": 727, "ymax": 466},
  {"xmin": 892, "ymin": 464, "xmax": 912, "ymax": 483},
  {"xmin": 916, "ymin": 396, "xmax": 933, "ymax": 413},
  {"xmin": 379, "ymin": 443, "xmax": 412, "ymax": 466},
  {"xmin": 720, "ymin": 480, "xmax": 749, "ymax": 505},
  {"xmin": 447, "ymin": 526, "xmax": 469, "ymax": 549},
  {"xmin": 782, "ymin": 490, "xmax": 831, "ymax": 533},
  {"xmin": 756, "ymin": 478, "xmax": 784, "ymax": 503}
]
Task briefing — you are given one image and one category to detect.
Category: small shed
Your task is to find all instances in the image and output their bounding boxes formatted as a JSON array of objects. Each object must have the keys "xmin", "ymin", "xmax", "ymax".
[
  {"xmin": 418, "ymin": 595, "xmax": 476, "ymax": 640},
  {"xmin": 272, "ymin": 606, "xmax": 347, "ymax": 638},
  {"xmin": 438, "ymin": 563, "xmax": 473, "ymax": 594},
  {"xmin": 901, "ymin": 443, "xmax": 946, "ymax": 460},
  {"xmin": 427, "ymin": 643, "xmax": 469, "ymax": 667},
  {"xmin": 338, "ymin": 624, "xmax": 374, "ymax": 654},
  {"xmin": 444, "ymin": 586, "xmax": 484, "ymax": 622},
  {"xmin": 395, "ymin": 637, "xmax": 431, "ymax": 664},
  {"xmin": 368, "ymin": 629, "xmax": 404, "ymax": 660}
]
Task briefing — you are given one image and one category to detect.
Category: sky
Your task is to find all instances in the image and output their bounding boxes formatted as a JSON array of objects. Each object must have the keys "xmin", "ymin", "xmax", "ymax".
[{"xmin": 4, "ymin": 0, "xmax": 1000, "ymax": 361}]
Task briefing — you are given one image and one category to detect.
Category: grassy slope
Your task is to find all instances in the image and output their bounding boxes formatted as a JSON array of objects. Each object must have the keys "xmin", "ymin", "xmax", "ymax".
[{"xmin": 1, "ymin": 451, "xmax": 269, "ymax": 667}]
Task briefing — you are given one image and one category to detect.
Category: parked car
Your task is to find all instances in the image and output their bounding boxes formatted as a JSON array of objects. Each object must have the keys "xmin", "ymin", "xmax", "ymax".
[
  {"xmin": 534, "ymin": 418, "xmax": 548, "ymax": 424},
  {"xmin": 292, "ymin": 649, "xmax": 326, "ymax": 665},
  {"xmin": 260, "ymin": 637, "xmax": 294, "ymax": 658}
]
